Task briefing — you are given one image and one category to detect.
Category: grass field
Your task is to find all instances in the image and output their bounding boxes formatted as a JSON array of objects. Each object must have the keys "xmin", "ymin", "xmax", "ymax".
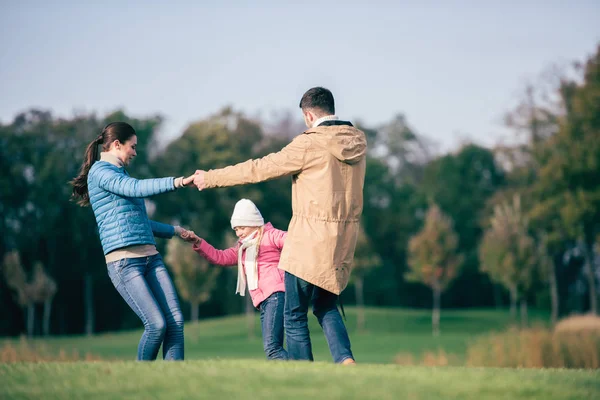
[
  {"xmin": 1, "ymin": 307, "xmax": 552, "ymax": 363},
  {"xmin": 2, "ymin": 308, "xmax": 598, "ymax": 399},
  {"xmin": 1, "ymin": 360, "xmax": 598, "ymax": 400}
]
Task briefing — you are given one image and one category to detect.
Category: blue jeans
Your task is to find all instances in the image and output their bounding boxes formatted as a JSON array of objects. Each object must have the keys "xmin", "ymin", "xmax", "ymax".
[
  {"xmin": 259, "ymin": 292, "xmax": 288, "ymax": 360},
  {"xmin": 284, "ymin": 272, "xmax": 354, "ymax": 363},
  {"xmin": 107, "ymin": 254, "xmax": 184, "ymax": 361}
]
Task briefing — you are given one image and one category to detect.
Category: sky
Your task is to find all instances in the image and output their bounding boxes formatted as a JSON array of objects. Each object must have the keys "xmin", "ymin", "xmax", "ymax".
[{"xmin": 1, "ymin": 0, "xmax": 599, "ymax": 153}]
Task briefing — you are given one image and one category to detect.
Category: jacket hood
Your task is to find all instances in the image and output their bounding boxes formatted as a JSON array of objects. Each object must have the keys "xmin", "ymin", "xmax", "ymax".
[{"xmin": 307, "ymin": 125, "xmax": 367, "ymax": 165}]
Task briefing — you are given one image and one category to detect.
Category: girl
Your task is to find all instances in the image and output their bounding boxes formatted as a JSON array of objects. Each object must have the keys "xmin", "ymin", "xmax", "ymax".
[
  {"xmin": 190, "ymin": 198, "xmax": 288, "ymax": 360},
  {"xmin": 71, "ymin": 122, "xmax": 196, "ymax": 361}
]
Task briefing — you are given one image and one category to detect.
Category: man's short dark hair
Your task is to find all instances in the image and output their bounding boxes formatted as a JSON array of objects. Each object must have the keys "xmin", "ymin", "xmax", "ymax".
[{"xmin": 299, "ymin": 87, "xmax": 335, "ymax": 115}]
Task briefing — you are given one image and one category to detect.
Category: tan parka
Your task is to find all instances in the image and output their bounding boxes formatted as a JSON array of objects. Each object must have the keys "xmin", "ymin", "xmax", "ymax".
[{"xmin": 205, "ymin": 122, "xmax": 367, "ymax": 294}]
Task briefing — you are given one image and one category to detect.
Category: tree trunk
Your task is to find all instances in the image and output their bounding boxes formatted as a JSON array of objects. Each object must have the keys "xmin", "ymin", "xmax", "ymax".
[
  {"xmin": 43, "ymin": 298, "xmax": 53, "ymax": 336},
  {"xmin": 355, "ymin": 276, "xmax": 365, "ymax": 333},
  {"xmin": 493, "ymin": 285, "xmax": 503, "ymax": 309},
  {"xmin": 548, "ymin": 260, "xmax": 559, "ymax": 326},
  {"xmin": 245, "ymin": 294, "xmax": 255, "ymax": 339},
  {"xmin": 432, "ymin": 285, "xmax": 441, "ymax": 337},
  {"xmin": 45, "ymin": 235, "xmax": 56, "ymax": 337},
  {"xmin": 59, "ymin": 305, "xmax": 66, "ymax": 335},
  {"xmin": 509, "ymin": 285, "xmax": 518, "ymax": 321},
  {"xmin": 583, "ymin": 241, "xmax": 598, "ymax": 315},
  {"xmin": 26, "ymin": 303, "xmax": 35, "ymax": 337},
  {"xmin": 520, "ymin": 298, "xmax": 528, "ymax": 329},
  {"xmin": 84, "ymin": 273, "xmax": 94, "ymax": 336},
  {"xmin": 190, "ymin": 301, "xmax": 200, "ymax": 322}
]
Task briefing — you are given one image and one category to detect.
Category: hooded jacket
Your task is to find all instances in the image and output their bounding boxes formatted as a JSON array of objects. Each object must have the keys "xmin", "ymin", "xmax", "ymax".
[{"xmin": 204, "ymin": 121, "xmax": 366, "ymax": 294}]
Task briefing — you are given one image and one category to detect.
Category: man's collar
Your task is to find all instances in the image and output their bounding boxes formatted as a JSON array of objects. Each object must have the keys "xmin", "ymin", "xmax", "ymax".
[{"xmin": 312, "ymin": 115, "xmax": 339, "ymax": 128}]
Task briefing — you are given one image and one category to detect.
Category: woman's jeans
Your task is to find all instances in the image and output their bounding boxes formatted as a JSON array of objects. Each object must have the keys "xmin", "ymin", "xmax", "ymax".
[
  {"xmin": 259, "ymin": 291, "xmax": 288, "ymax": 360},
  {"xmin": 107, "ymin": 254, "xmax": 184, "ymax": 361},
  {"xmin": 284, "ymin": 272, "xmax": 354, "ymax": 363}
]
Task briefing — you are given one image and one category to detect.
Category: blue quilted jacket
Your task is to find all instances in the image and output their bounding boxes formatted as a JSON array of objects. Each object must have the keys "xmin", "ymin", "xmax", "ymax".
[{"xmin": 88, "ymin": 160, "xmax": 177, "ymax": 255}]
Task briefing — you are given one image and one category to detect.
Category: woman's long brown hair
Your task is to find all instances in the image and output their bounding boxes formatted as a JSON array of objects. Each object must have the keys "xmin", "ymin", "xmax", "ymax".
[{"xmin": 69, "ymin": 122, "xmax": 136, "ymax": 206}]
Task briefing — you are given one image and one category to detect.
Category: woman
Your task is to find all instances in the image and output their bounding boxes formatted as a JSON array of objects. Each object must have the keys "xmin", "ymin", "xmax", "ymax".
[{"xmin": 71, "ymin": 121, "xmax": 195, "ymax": 361}]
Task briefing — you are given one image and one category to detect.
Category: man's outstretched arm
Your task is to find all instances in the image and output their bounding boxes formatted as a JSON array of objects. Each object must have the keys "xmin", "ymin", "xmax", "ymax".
[{"xmin": 194, "ymin": 134, "xmax": 310, "ymax": 190}]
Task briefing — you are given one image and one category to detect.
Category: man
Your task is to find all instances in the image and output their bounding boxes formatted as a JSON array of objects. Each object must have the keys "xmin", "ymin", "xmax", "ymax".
[{"xmin": 194, "ymin": 87, "xmax": 366, "ymax": 364}]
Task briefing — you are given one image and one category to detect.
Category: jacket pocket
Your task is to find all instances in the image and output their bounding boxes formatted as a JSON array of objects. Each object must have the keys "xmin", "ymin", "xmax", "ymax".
[{"xmin": 266, "ymin": 267, "xmax": 284, "ymax": 285}]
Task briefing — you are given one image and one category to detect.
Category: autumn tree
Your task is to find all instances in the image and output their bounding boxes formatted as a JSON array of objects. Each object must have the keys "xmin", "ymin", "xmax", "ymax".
[
  {"xmin": 479, "ymin": 195, "xmax": 537, "ymax": 327},
  {"xmin": 166, "ymin": 239, "xmax": 219, "ymax": 322},
  {"xmin": 351, "ymin": 227, "xmax": 382, "ymax": 332},
  {"xmin": 406, "ymin": 204, "xmax": 462, "ymax": 336}
]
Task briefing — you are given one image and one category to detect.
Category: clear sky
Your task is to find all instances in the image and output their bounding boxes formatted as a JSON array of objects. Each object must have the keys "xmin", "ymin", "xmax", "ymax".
[{"xmin": 1, "ymin": 0, "xmax": 598, "ymax": 152}]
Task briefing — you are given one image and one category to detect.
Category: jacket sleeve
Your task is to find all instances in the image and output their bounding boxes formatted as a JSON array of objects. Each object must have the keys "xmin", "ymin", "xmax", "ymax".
[
  {"xmin": 270, "ymin": 228, "xmax": 288, "ymax": 250},
  {"xmin": 95, "ymin": 165, "xmax": 176, "ymax": 198},
  {"xmin": 149, "ymin": 220, "xmax": 175, "ymax": 238},
  {"xmin": 205, "ymin": 134, "xmax": 310, "ymax": 188},
  {"xmin": 192, "ymin": 239, "xmax": 238, "ymax": 266}
]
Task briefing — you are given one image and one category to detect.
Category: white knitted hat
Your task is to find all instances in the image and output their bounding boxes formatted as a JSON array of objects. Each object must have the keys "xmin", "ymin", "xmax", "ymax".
[{"xmin": 230, "ymin": 199, "xmax": 264, "ymax": 229}]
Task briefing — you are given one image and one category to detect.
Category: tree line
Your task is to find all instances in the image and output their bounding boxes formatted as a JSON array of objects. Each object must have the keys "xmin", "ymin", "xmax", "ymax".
[{"xmin": 0, "ymin": 45, "xmax": 598, "ymax": 337}]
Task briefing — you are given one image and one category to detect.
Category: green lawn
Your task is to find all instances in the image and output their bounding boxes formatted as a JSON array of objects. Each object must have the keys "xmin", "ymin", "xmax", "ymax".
[
  {"xmin": 3, "ymin": 308, "xmax": 598, "ymax": 400},
  {"xmin": 1, "ymin": 307, "xmax": 552, "ymax": 364},
  {"xmin": 1, "ymin": 360, "xmax": 598, "ymax": 400}
]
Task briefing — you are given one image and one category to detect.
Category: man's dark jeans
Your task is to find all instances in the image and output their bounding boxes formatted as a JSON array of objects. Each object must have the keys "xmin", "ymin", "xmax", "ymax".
[{"xmin": 283, "ymin": 272, "xmax": 354, "ymax": 363}]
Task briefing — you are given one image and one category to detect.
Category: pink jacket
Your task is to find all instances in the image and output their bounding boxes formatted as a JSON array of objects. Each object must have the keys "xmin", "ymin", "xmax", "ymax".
[{"xmin": 192, "ymin": 222, "xmax": 286, "ymax": 308}]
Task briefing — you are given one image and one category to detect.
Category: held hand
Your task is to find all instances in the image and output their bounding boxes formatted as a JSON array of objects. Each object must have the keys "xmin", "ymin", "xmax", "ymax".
[
  {"xmin": 189, "ymin": 233, "xmax": 202, "ymax": 245},
  {"xmin": 193, "ymin": 170, "xmax": 206, "ymax": 191},
  {"xmin": 178, "ymin": 228, "xmax": 197, "ymax": 242},
  {"xmin": 181, "ymin": 174, "xmax": 196, "ymax": 187}
]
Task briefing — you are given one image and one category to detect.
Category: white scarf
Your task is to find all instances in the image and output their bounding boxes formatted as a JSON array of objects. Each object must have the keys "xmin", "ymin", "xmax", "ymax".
[{"xmin": 235, "ymin": 230, "xmax": 260, "ymax": 296}]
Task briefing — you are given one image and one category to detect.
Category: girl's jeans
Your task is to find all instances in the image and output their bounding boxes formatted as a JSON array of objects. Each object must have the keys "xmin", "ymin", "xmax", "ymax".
[
  {"xmin": 259, "ymin": 291, "xmax": 288, "ymax": 360},
  {"xmin": 107, "ymin": 254, "xmax": 184, "ymax": 361}
]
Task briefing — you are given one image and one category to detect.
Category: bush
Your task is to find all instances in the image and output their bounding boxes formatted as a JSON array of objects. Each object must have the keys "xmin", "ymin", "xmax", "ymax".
[
  {"xmin": 0, "ymin": 336, "xmax": 102, "ymax": 363},
  {"xmin": 394, "ymin": 349, "xmax": 459, "ymax": 366},
  {"xmin": 466, "ymin": 325, "xmax": 600, "ymax": 369},
  {"xmin": 554, "ymin": 314, "xmax": 600, "ymax": 335}
]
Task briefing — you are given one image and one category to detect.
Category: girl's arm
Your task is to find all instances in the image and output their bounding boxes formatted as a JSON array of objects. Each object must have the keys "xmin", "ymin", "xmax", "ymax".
[
  {"xmin": 270, "ymin": 228, "xmax": 288, "ymax": 250},
  {"xmin": 192, "ymin": 238, "xmax": 238, "ymax": 266}
]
